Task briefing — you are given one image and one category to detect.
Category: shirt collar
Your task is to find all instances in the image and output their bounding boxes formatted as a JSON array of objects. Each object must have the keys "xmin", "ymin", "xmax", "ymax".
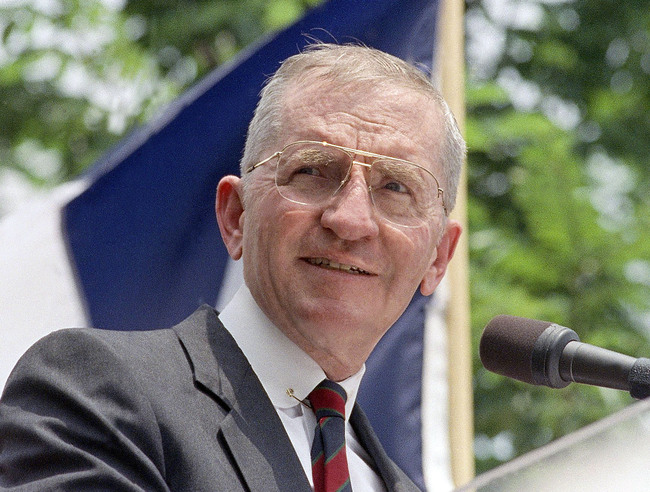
[{"xmin": 218, "ymin": 284, "xmax": 364, "ymax": 420}]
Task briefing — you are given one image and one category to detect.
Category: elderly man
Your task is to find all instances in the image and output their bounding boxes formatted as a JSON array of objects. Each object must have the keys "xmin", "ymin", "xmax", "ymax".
[{"xmin": 0, "ymin": 43, "xmax": 464, "ymax": 491}]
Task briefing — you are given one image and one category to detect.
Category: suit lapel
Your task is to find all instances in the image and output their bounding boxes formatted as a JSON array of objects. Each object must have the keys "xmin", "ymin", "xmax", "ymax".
[
  {"xmin": 351, "ymin": 404, "xmax": 421, "ymax": 491},
  {"xmin": 218, "ymin": 411, "xmax": 281, "ymax": 492},
  {"xmin": 173, "ymin": 305, "xmax": 311, "ymax": 492}
]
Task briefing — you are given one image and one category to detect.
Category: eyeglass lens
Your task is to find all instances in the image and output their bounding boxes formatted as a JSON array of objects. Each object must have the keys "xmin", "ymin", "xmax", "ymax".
[{"xmin": 275, "ymin": 142, "xmax": 439, "ymax": 227}]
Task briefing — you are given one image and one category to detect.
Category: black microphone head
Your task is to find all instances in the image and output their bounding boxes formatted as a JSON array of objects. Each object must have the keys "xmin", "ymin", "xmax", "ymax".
[{"xmin": 479, "ymin": 315, "xmax": 556, "ymax": 385}]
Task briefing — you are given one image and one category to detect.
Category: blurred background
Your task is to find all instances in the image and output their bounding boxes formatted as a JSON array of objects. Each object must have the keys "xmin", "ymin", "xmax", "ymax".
[{"xmin": 0, "ymin": 0, "xmax": 648, "ymax": 476}]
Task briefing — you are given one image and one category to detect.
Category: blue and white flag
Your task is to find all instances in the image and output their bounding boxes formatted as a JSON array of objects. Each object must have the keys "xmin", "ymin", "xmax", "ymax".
[{"xmin": 0, "ymin": 0, "xmax": 452, "ymax": 489}]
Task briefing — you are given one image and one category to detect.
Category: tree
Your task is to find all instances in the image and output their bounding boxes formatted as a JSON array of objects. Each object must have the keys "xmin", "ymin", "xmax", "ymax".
[
  {"xmin": 466, "ymin": 0, "xmax": 650, "ymax": 473},
  {"xmin": 0, "ymin": 0, "xmax": 320, "ymax": 214}
]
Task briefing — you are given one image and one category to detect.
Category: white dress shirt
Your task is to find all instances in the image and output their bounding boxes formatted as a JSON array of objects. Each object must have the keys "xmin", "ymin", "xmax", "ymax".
[{"xmin": 219, "ymin": 285, "xmax": 387, "ymax": 491}]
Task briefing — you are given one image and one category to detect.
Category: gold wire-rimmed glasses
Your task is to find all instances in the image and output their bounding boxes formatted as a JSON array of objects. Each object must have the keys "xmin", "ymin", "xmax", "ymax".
[{"xmin": 246, "ymin": 140, "xmax": 446, "ymax": 228}]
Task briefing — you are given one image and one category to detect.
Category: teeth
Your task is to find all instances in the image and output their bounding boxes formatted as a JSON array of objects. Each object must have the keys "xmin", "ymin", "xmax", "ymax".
[{"xmin": 306, "ymin": 257, "xmax": 370, "ymax": 275}]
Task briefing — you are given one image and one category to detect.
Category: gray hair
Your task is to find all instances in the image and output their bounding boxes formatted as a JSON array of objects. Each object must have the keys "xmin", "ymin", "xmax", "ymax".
[{"xmin": 240, "ymin": 43, "xmax": 466, "ymax": 211}]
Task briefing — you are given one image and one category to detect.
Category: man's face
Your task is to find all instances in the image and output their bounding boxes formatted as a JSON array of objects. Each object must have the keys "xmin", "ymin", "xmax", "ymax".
[{"xmin": 217, "ymin": 78, "xmax": 460, "ymax": 380}]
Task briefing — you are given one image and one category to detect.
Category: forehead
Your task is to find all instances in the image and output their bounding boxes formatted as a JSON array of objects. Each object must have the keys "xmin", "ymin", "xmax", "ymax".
[{"xmin": 277, "ymin": 76, "xmax": 444, "ymax": 169}]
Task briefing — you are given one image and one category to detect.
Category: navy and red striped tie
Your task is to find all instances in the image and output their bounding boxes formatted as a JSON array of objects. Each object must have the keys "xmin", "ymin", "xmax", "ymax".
[{"xmin": 309, "ymin": 379, "xmax": 352, "ymax": 492}]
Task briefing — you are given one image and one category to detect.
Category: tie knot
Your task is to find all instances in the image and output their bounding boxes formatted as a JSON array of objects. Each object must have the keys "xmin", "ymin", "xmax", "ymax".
[{"xmin": 308, "ymin": 379, "xmax": 347, "ymax": 420}]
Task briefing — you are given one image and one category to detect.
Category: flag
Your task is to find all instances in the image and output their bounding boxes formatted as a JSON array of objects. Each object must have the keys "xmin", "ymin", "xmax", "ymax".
[{"xmin": 0, "ymin": 0, "xmax": 455, "ymax": 489}]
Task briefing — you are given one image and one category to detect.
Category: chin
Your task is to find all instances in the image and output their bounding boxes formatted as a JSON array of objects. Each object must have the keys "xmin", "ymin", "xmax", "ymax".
[{"xmin": 299, "ymin": 301, "xmax": 387, "ymax": 340}]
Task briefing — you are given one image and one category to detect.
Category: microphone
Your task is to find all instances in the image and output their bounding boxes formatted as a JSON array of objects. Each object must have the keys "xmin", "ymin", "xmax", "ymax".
[{"xmin": 479, "ymin": 315, "xmax": 650, "ymax": 400}]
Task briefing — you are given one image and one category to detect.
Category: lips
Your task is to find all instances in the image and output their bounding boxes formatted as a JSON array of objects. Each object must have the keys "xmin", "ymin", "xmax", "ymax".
[{"xmin": 304, "ymin": 257, "xmax": 372, "ymax": 275}]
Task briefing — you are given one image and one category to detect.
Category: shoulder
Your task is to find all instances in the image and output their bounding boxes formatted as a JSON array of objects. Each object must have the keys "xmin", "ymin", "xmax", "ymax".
[
  {"xmin": 6, "ymin": 324, "xmax": 174, "ymax": 385},
  {"xmin": 0, "ymin": 305, "xmax": 226, "ymax": 489},
  {"xmin": 0, "ymin": 325, "xmax": 177, "ymax": 488},
  {"xmin": 2, "ymin": 304, "xmax": 223, "ymax": 404}
]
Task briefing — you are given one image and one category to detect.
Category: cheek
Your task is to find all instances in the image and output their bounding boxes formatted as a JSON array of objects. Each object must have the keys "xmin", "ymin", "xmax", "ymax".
[
  {"xmin": 241, "ymin": 194, "xmax": 275, "ymax": 279},
  {"xmin": 391, "ymin": 224, "xmax": 435, "ymax": 259},
  {"xmin": 241, "ymin": 181, "xmax": 279, "ymax": 240},
  {"xmin": 388, "ymin": 228, "xmax": 437, "ymax": 282},
  {"xmin": 243, "ymin": 199, "xmax": 311, "ymax": 268}
]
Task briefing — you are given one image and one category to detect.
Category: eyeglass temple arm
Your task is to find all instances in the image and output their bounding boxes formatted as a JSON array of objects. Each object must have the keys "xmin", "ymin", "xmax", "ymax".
[
  {"xmin": 246, "ymin": 151, "xmax": 282, "ymax": 174},
  {"xmin": 439, "ymin": 188, "xmax": 448, "ymax": 216}
]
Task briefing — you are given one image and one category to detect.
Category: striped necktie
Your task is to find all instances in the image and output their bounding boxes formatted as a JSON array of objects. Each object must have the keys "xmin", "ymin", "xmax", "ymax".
[{"xmin": 309, "ymin": 379, "xmax": 352, "ymax": 492}]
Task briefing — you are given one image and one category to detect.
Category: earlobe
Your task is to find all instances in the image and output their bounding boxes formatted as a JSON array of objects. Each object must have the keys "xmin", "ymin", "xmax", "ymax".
[
  {"xmin": 419, "ymin": 219, "xmax": 462, "ymax": 296},
  {"xmin": 216, "ymin": 176, "xmax": 245, "ymax": 260}
]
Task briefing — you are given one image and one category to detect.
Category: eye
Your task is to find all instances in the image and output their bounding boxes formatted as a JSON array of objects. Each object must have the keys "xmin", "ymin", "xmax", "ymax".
[
  {"xmin": 382, "ymin": 180, "xmax": 410, "ymax": 194},
  {"xmin": 295, "ymin": 166, "xmax": 323, "ymax": 177}
]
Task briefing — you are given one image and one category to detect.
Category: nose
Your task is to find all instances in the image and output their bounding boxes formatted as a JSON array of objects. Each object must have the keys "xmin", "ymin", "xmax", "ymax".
[{"xmin": 320, "ymin": 170, "xmax": 380, "ymax": 241}]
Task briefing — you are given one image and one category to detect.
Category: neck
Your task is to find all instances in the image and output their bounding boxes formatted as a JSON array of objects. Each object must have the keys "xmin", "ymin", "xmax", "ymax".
[{"xmin": 309, "ymin": 351, "xmax": 364, "ymax": 383}]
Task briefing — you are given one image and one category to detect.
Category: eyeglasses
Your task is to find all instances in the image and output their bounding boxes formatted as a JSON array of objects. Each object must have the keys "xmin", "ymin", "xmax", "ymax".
[{"xmin": 246, "ymin": 140, "xmax": 446, "ymax": 228}]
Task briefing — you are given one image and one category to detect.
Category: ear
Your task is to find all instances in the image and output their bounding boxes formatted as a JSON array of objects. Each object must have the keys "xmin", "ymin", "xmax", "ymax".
[
  {"xmin": 216, "ymin": 175, "xmax": 245, "ymax": 260},
  {"xmin": 419, "ymin": 219, "xmax": 462, "ymax": 296}
]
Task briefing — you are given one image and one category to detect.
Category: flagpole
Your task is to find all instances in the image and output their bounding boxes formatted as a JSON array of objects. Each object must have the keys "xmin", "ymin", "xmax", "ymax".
[{"xmin": 435, "ymin": 0, "xmax": 475, "ymax": 485}]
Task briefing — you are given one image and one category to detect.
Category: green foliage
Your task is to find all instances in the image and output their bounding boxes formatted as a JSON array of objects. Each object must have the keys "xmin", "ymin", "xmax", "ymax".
[
  {"xmin": 467, "ymin": 0, "xmax": 649, "ymax": 474},
  {"xmin": 1, "ymin": 1, "xmax": 174, "ymax": 188},
  {"xmin": 0, "ymin": 0, "xmax": 321, "ymax": 205}
]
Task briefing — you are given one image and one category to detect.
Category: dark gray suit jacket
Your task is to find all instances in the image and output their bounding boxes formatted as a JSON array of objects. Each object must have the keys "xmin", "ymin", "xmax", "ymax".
[{"xmin": 0, "ymin": 305, "xmax": 420, "ymax": 491}]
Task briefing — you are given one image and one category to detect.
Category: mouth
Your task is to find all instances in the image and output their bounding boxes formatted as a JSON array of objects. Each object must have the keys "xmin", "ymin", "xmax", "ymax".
[{"xmin": 304, "ymin": 257, "xmax": 372, "ymax": 275}]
